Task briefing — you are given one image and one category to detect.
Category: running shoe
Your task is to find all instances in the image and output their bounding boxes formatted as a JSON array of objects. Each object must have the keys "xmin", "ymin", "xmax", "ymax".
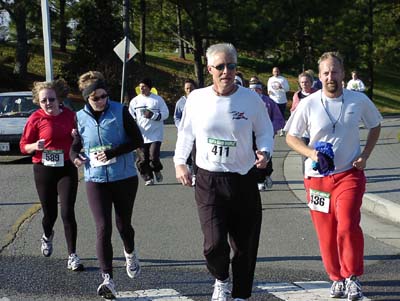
[
  {"xmin": 265, "ymin": 176, "xmax": 273, "ymax": 189},
  {"xmin": 154, "ymin": 171, "xmax": 163, "ymax": 183},
  {"xmin": 330, "ymin": 280, "xmax": 346, "ymax": 298},
  {"xmin": 212, "ymin": 279, "xmax": 230, "ymax": 301},
  {"xmin": 40, "ymin": 231, "xmax": 54, "ymax": 257},
  {"xmin": 145, "ymin": 179, "xmax": 154, "ymax": 186},
  {"xmin": 67, "ymin": 253, "xmax": 84, "ymax": 271},
  {"xmin": 258, "ymin": 182, "xmax": 265, "ymax": 191},
  {"xmin": 97, "ymin": 273, "xmax": 117, "ymax": 300},
  {"xmin": 124, "ymin": 249, "xmax": 141, "ymax": 278},
  {"xmin": 346, "ymin": 275, "xmax": 364, "ymax": 300}
]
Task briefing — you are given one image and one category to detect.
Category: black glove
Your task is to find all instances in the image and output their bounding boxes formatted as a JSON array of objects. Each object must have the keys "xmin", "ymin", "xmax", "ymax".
[{"xmin": 143, "ymin": 109, "xmax": 154, "ymax": 119}]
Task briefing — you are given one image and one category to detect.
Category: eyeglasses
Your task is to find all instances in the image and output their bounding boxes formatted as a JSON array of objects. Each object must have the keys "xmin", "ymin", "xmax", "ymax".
[
  {"xmin": 39, "ymin": 98, "xmax": 56, "ymax": 104},
  {"xmin": 211, "ymin": 63, "xmax": 237, "ymax": 71},
  {"xmin": 91, "ymin": 94, "xmax": 108, "ymax": 102}
]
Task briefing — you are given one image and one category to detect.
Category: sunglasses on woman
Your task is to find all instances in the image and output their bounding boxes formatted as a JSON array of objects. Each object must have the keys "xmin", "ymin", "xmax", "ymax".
[{"xmin": 91, "ymin": 94, "xmax": 108, "ymax": 102}]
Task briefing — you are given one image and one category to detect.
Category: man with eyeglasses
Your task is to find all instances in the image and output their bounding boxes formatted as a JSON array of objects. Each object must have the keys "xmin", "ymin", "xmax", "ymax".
[
  {"xmin": 174, "ymin": 43, "xmax": 274, "ymax": 301},
  {"xmin": 129, "ymin": 78, "xmax": 169, "ymax": 186}
]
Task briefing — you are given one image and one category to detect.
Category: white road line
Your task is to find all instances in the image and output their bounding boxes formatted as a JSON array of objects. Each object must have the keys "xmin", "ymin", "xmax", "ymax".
[
  {"xmin": 117, "ymin": 288, "xmax": 194, "ymax": 300},
  {"xmin": 257, "ymin": 281, "xmax": 371, "ymax": 301}
]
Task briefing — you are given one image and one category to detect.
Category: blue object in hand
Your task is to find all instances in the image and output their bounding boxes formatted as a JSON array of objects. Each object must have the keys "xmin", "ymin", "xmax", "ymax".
[{"xmin": 312, "ymin": 141, "xmax": 335, "ymax": 176}]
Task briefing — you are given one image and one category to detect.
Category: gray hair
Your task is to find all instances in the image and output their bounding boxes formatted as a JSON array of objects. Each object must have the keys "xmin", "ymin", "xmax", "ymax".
[
  {"xmin": 206, "ymin": 43, "xmax": 237, "ymax": 66},
  {"xmin": 298, "ymin": 72, "xmax": 313, "ymax": 83},
  {"xmin": 318, "ymin": 51, "xmax": 344, "ymax": 71}
]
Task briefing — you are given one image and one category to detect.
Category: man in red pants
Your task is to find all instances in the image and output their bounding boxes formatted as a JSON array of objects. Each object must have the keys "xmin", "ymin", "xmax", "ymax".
[{"xmin": 285, "ymin": 51, "xmax": 382, "ymax": 301}]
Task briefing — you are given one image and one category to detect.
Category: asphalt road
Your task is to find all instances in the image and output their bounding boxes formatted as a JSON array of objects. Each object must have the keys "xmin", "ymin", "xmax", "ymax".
[{"xmin": 0, "ymin": 125, "xmax": 399, "ymax": 301}]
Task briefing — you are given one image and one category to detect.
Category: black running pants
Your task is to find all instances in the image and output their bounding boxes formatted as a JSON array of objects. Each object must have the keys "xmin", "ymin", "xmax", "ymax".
[
  {"xmin": 195, "ymin": 168, "xmax": 262, "ymax": 299},
  {"xmin": 33, "ymin": 161, "xmax": 78, "ymax": 255}
]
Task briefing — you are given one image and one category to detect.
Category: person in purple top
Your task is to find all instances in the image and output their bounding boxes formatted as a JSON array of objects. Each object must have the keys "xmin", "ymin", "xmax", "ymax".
[{"xmin": 249, "ymin": 78, "xmax": 284, "ymax": 190}]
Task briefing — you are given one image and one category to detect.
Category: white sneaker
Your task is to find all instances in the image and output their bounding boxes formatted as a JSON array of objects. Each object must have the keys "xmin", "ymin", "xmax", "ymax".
[
  {"xmin": 124, "ymin": 249, "xmax": 141, "ymax": 278},
  {"xmin": 265, "ymin": 176, "xmax": 273, "ymax": 189},
  {"xmin": 346, "ymin": 276, "xmax": 363, "ymax": 300},
  {"xmin": 97, "ymin": 273, "xmax": 117, "ymax": 300},
  {"xmin": 40, "ymin": 231, "xmax": 54, "ymax": 257},
  {"xmin": 145, "ymin": 179, "xmax": 154, "ymax": 186},
  {"xmin": 330, "ymin": 280, "xmax": 345, "ymax": 298},
  {"xmin": 212, "ymin": 279, "xmax": 230, "ymax": 301},
  {"xmin": 258, "ymin": 182, "xmax": 265, "ymax": 191},
  {"xmin": 154, "ymin": 171, "xmax": 163, "ymax": 182},
  {"xmin": 67, "ymin": 253, "xmax": 84, "ymax": 271}
]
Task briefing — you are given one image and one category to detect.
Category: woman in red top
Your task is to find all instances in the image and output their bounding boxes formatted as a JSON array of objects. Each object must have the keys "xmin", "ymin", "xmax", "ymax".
[{"xmin": 20, "ymin": 79, "xmax": 83, "ymax": 271}]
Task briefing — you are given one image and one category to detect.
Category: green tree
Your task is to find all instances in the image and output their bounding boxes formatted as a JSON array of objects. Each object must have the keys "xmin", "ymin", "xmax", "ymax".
[
  {"xmin": 63, "ymin": 0, "xmax": 123, "ymax": 90},
  {"xmin": 374, "ymin": 1, "xmax": 400, "ymax": 69},
  {"xmin": 0, "ymin": 0, "xmax": 37, "ymax": 77}
]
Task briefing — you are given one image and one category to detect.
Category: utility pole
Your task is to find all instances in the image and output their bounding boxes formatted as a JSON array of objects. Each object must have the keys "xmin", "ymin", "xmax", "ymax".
[
  {"xmin": 41, "ymin": 0, "xmax": 53, "ymax": 81},
  {"xmin": 121, "ymin": 0, "xmax": 130, "ymax": 103}
]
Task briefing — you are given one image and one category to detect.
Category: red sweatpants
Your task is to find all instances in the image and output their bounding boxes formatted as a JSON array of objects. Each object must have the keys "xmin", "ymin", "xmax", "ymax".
[{"xmin": 304, "ymin": 168, "xmax": 366, "ymax": 281}]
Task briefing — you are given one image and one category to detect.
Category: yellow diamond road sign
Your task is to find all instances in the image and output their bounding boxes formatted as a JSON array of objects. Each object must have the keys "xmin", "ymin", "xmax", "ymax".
[{"xmin": 114, "ymin": 37, "xmax": 138, "ymax": 62}]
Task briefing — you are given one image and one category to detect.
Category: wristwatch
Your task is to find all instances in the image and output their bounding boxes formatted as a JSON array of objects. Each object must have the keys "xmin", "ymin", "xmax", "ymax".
[{"xmin": 263, "ymin": 151, "xmax": 271, "ymax": 162}]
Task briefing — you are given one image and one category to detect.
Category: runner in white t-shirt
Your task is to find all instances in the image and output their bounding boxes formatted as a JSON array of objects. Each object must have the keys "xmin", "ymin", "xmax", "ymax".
[
  {"xmin": 285, "ymin": 52, "xmax": 381, "ymax": 301},
  {"xmin": 346, "ymin": 70, "xmax": 366, "ymax": 92},
  {"xmin": 267, "ymin": 66, "xmax": 290, "ymax": 137}
]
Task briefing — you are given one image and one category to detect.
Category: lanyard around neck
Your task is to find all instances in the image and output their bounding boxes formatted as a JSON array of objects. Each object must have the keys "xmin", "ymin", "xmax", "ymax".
[{"xmin": 320, "ymin": 93, "xmax": 344, "ymax": 133}]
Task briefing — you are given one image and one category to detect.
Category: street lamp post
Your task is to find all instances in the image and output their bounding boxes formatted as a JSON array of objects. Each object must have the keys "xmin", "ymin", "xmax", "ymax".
[{"xmin": 41, "ymin": 0, "xmax": 53, "ymax": 81}]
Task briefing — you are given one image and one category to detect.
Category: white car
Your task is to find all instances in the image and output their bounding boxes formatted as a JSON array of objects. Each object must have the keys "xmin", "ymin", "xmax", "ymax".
[{"xmin": 0, "ymin": 91, "xmax": 38, "ymax": 154}]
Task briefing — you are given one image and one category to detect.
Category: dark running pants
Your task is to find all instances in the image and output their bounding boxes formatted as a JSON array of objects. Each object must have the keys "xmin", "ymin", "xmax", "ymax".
[
  {"xmin": 195, "ymin": 168, "xmax": 262, "ymax": 299},
  {"xmin": 277, "ymin": 103, "xmax": 287, "ymax": 120},
  {"xmin": 86, "ymin": 176, "xmax": 138, "ymax": 277},
  {"xmin": 33, "ymin": 160, "xmax": 78, "ymax": 255},
  {"xmin": 136, "ymin": 141, "xmax": 163, "ymax": 181}
]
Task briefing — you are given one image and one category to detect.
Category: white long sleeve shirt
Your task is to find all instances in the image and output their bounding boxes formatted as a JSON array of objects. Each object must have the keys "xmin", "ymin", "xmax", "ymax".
[
  {"xmin": 174, "ymin": 85, "xmax": 274, "ymax": 175},
  {"xmin": 267, "ymin": 75, "xmax": 290, "ymax": 104},
  {"xmin": 128, "ymin": 93, "xmax": 169, "ymax": 143}
]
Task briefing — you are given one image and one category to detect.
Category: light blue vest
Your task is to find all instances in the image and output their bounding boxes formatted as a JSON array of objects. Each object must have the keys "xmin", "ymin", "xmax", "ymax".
[{"xmin": 77, "ymin": 101, "xmax": 137, "ymax": 182}]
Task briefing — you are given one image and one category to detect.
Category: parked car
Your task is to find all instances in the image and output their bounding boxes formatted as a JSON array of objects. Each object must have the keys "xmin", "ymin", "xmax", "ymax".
[{"xmin": 0, "ymin": 91, "xmax": 38, "ymax": 155}]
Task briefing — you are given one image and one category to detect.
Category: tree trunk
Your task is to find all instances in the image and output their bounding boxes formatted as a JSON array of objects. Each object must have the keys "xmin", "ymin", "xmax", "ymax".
[
  {"xmin": 13, "ymin": 2, "xmax": 28, "ymax": 77},
  {"xmin": 176, "ymin": 3, "xmax": 185, "ymax": 59},
  {"xmin": 59, "ymin": 0, "xmax": 67, "ymax": 52},
  {"xmin": 140, "ymin": 0, "xmax": 146, "ymax": 65},
  {"xmin": 192, "ymin": 33, "xmax": 204, "ymax": 87}
]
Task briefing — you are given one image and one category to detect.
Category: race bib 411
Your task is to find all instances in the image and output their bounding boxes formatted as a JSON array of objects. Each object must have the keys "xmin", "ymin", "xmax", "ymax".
[{"xmin": 207, "ymin": 138, "xmax": 237, "ymax": 164}]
